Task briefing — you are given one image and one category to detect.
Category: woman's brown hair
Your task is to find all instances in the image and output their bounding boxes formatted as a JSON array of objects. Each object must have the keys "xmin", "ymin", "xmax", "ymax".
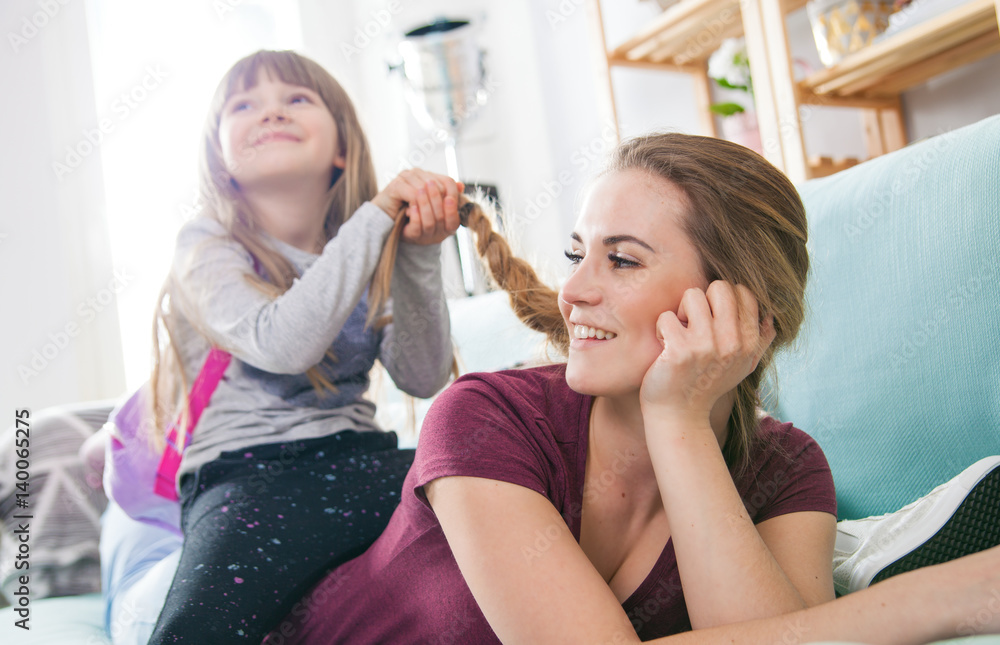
[{"xmin": 458, "ymin": 133, "xmax": 809, "ymax": 478}]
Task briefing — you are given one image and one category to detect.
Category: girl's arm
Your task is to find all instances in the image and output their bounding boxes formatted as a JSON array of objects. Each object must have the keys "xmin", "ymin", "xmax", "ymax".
[
  {"xmin": 377, "ymin": 241, "xmax": 453, "ymax": 398},
  {"xmin": 174, "ymin": 203, "xmax": 393, "ymax": 374},
  {"xmin": 427, "ymin": 474, "xmax": 1000, "ymax": 645},
  {"xmin": 173, "ymin": 204, "xmax": 395, "ymax": 374},
  {"xmin": 174, "ymin": 169, "xmax": 460, "ymax": 375},
  {"xmin": 641, "ymin": 282, "xmax": 835, "ymax": 628}
]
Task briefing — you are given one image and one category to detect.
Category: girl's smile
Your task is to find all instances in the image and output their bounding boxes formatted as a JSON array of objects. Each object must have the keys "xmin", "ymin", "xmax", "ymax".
[{"xmin": 218, "ymin": 71, "xmax": 345, "ymax": 190}]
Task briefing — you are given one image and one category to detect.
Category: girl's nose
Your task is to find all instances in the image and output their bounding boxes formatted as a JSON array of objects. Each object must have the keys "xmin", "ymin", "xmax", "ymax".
[{"xmin": 261, "ymin": 104, "xmax": 287, "ymax": 123}]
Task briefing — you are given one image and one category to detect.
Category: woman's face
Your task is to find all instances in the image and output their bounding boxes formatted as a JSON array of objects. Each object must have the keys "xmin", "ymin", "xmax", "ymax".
[
  {"xmin": 559, "ymin": 169, "xmax": 709, "ymax": 397},
  {"xmin": 218, "ymin": 69, "xmax": 344, "ymax": 190}
]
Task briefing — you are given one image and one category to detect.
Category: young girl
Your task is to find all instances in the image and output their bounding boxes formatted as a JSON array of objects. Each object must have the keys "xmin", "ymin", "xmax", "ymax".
[
  {"xmin": 269, "ymin": 132, "xmax": 1000, "ymax": 644},
  {"xmin": 104, "ymin": 49, "xmax": 464, "ymax": 644}
]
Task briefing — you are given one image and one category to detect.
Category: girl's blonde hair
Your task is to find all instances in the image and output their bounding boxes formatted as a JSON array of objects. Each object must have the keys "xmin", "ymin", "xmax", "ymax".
[
  {"xmin": 458, "ymin": 133, "xmax": 809, "ymax": 478},
  {"xmin": 150, "ymin": 50, "xmax": 406, "ymax": 442}
]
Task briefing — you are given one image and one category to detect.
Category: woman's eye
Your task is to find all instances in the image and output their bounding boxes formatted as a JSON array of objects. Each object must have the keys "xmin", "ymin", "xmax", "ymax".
[
  {"xmin": 609, "ymin": 253, "xmax": 639, "ymax": 268},
  {"xmin": 564, "ymin": 250, "xmax": 583, "ymax": 264}
]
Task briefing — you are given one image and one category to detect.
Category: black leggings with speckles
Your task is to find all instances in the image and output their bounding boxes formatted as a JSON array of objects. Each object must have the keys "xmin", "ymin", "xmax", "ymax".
[{"xmin": 147, "ymin": 430, "xmax": 414, "ymax": 644}]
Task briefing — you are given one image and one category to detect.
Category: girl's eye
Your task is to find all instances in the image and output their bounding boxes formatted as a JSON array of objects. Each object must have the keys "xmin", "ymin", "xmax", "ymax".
[
  {"xmin": 564, "ymin": 250, "xmax": 583, "ymax": 264},
  {"xmin": 609, "ymin": 252, "xmax": 639, "ymax": 269},
  {"xmin": 231, "ymin": 101, "xmax": 251, "ymax": 112},
  {"xmin": 289, "ymin": 94, "xmax": 311, "ymax": 105}
]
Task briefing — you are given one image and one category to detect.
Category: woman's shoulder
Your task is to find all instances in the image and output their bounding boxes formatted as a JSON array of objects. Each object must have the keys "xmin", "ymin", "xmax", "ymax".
[
  {"xmin": 744, "ymin": 415, "xmax": 833, "ymax": 484},
  {"xmin": 756, "ymin": 415, "xmax": 819, "ymax": 452},
  {"xmin": 742, "ymin": 414, "xmax": 837, "ymax": 520},
  {"xmin": 424, "ymin": 363, "xmax": 585, "ymax": 438},
  {"xmin": 453, "ymin": 362, "xmax": 569, "ymax": 390},
  {"xmin": 445, "ymin": 363, "xmax": 575, "ymax": 409}
]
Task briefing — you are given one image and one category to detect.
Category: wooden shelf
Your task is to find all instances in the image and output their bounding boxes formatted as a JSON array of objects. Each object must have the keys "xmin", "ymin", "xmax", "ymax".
[
  {"xmin": 608, "ymin": 0, "xmax": 810, "ymax": 66},
  {"xmin": 800, "ymin": 0, "xmax": 1000, "ymax": 99},
  {"xmin": 590, "ymin": 0, "xmax": 1000, "ymax": 181}
]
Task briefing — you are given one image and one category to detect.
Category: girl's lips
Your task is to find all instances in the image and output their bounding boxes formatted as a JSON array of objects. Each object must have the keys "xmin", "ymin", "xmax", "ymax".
[{"xmin": 253, "ymin": 132, "xmax": 300, "ymax": 145}]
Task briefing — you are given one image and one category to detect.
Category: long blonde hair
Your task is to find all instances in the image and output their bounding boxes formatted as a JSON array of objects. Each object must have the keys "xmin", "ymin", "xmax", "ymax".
[
  {"xmin": 457, "ymin": 133, "xmax": 809, "ymax": 478},
  {"xmin": 150, "ymin": 50, "xmax": 405, "ymax": 442}
]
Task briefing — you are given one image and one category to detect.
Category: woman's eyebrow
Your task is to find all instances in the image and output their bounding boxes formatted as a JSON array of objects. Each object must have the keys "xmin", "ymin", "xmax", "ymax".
[{"xmin": 569, "ymin": 232, "xmax": 654, "ymax": 252}]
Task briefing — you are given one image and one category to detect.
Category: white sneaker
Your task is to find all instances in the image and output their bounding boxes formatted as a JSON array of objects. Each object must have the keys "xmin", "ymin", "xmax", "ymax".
[{"xmin": 833, "ymin": 455, "xmax": 1000, "ymax": 595}]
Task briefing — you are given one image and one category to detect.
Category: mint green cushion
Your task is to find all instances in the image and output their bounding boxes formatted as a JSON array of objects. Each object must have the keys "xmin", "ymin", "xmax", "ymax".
[
  {"xmin": 767, "ymin": 114, "xmax": 1000, "ymax": 520},
  {"xmin": 0, "ymin": 593, "xmax": 109, "ymax": 644}
]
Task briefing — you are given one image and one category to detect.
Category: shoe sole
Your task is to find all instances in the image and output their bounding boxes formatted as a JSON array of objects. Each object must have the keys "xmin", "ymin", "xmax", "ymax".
[{"xmin": 870, "ymin": 460, "xmax": 1000, "ymax": 585}]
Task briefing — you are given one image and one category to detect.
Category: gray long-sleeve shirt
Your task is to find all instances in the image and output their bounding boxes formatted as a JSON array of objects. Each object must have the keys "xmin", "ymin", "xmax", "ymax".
[{"xmin": 168, "ymin": 202, "xmax": 453, "ymax": 481}]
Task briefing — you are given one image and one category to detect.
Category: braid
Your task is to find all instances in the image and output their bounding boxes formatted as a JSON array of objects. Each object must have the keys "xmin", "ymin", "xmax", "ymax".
[{"xmin": 457, "ymin": 197, "xmax": 568, "ymax": 355}]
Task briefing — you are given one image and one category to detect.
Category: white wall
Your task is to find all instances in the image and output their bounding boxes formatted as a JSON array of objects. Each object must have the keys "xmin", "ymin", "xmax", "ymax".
[
  {"xmin": 3, "ymin": 0, "xmax": 998, "ymax": 416},
  {"xmin": 1, "ymin": 0, "xmax": 126, "ymax": 419}
]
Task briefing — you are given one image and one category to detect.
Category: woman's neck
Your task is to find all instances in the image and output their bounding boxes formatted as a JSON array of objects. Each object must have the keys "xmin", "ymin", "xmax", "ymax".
[
  {"xmin": 241, "ymin": 178, "xmax": 332, "ymax": 254},
  {"xmin": 588, "ymin": 390, "xmax": 736, "ymax": 486}
]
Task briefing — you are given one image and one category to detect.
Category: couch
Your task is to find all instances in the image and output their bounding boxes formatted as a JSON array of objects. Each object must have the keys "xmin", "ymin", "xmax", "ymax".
[{"xmin": 2, "ymin": 114, "xmax": 998, "ymax": 643}]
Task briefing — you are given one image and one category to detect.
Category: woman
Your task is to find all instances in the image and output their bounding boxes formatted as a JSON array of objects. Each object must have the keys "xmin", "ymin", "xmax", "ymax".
[{"xmin": 269, "ymin": 132, "xmax": 1000, "ymax": 644}]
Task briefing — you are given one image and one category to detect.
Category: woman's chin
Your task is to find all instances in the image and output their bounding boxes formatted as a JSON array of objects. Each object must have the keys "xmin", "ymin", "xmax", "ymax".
[{"xmin": 564, "ymin": 364, "xmax": 633, "ymax": 398}]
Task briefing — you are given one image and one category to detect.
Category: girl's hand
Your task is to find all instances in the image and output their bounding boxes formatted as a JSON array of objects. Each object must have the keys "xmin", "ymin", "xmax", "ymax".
[
  {"xmin": 371, "ymin": 169, "xmax": 463, "ymax": 246},
  {"xmin": 639, "ymin": 281, "xmax": 775, "ymax": 424}
]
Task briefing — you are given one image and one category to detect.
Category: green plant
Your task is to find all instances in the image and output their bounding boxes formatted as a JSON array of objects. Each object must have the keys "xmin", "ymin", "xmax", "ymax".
[{"xmin": 708, "ymin": 37, "xmax": 752, "ymax": 116}]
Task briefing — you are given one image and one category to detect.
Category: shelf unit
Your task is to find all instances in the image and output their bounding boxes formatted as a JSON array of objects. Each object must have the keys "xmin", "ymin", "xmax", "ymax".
[{"xmin": 588, "ymin": 0, "xmax": 1000, "ymax": 182}]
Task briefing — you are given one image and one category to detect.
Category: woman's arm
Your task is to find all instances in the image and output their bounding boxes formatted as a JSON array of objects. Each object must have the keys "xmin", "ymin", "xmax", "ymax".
[
  {"xmin": 658, "ymin": 546, "xmax": 1000, "ymax": 644},
  {"xmin": 642, "ymin": 424, "xmax": 835, "ymax": 627},
  {"xmin": 640, "ymin": 282, "xmax": 835, "ymax": 627},
  {"xmin": 425, "ymin": 475, "xmax": 644, "ymax": 645},
  {"xmin": 173, "ymin": 204, "xmax": 395, "ymax": 374},
  {"xmin": 427, "ymin": 473, "xmax": 1000, "ymax": 645},
  {"xmin": 377, "ymin": 241, "xmax": 453, "ymax": 398}
]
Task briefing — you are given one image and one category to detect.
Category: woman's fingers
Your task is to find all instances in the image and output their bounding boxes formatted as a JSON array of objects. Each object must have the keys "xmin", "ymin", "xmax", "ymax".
[{"xmin": 705, "ymin": 281, "xmax": 742, "ymax": 358}]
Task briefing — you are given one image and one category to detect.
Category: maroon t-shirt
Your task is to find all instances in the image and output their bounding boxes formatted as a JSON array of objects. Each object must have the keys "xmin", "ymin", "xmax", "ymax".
[{"xmin": 278, "ymin": 364, "xmax": 836, "ymax": 644}]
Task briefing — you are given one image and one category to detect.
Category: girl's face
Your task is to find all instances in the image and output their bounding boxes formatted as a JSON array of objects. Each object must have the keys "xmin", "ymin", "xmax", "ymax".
[
  {"xmin": 559, "ymin": 169, "xmax": 708, "ymax": 397},
  {"xmin": 218, "ymin": 70, "xmax": 345, "ymax": 190}
]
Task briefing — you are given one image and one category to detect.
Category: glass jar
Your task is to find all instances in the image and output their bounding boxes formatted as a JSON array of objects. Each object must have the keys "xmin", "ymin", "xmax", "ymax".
[{"xmin": 807, "ymin": 0, "xmax": 896, "ymax": 66}]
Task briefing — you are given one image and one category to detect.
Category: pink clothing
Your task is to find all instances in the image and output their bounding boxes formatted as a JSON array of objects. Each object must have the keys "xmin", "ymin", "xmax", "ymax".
[{"xmin": 275, "ymin": 364, "xmax": 836, "ymax": 643}]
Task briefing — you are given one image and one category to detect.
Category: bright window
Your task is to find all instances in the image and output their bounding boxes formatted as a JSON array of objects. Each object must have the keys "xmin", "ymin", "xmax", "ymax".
[{"xmin": 85, "ymin": 0, "xmax": 303, "ymax": 390}]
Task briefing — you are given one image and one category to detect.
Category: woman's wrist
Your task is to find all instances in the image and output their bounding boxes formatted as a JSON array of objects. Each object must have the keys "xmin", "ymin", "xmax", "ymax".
[{"xmin": 641, "ymin": 403, "xmax": 712, "ymax": 437}]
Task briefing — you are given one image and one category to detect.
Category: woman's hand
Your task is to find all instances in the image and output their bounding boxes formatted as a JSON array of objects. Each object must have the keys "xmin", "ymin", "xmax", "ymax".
[
  {"xmin": 371, "ymin": 168, "xmax": 463, "ymax": 245},
  {"xmin": 639, "ymin": 281, "xmax": 775, "ymax": 423}
]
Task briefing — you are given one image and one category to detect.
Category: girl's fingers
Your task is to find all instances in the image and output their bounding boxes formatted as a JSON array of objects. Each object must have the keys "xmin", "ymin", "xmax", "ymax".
[
  {"xmin": 404, "ymin": 203, "xmax": 422, "ymax": 238},
  {"xmin": 388, "ymin": 169, "xmax": 466, "ymax": 240},
  {"xmin": 423, "ymin": 181, "xmax": 445, "ymax": 233},
  {"xmin": 413, "ymin": 184, "xmax": 432, "ymax": 234},
  {"xmin": 444, "ymin": 195, "xmax": 460, "ymax": 233}
]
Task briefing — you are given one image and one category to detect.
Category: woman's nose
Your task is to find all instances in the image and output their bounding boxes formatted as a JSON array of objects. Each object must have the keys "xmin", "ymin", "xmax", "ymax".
[{"xmin": 559, "ymin": 259, "xmax": 602, "ymax": 307}]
